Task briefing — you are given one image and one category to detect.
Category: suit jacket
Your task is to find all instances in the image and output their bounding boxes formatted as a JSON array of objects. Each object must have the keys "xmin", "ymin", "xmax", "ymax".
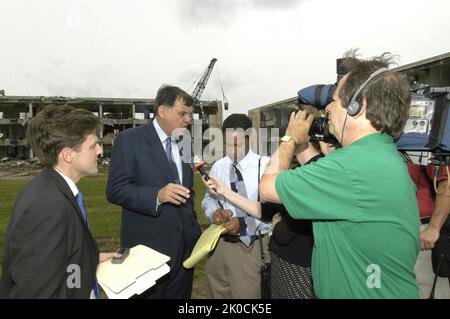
[
  {"xmin": 106, "ymin": 121, "xmax": 201, "ymax": 268},
  {"xmin": 0, "ymin": 167, "xmax": 99, "ymax": 299}
]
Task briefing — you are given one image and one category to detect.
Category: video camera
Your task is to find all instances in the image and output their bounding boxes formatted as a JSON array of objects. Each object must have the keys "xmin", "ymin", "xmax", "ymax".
[
  {"xmin": 275, "ymin": 82, "xmax": 338, "ymax": 145},
  {"xmin": 395, "ymin": 86, "xmax": 450, "ymax": 156},
  {"xmin": 274, "ymin": 53, "xmax": 450, "ymax": 161},
  {"xmin": 275, "ymin": 59, "xmax": 347, "ymax": 145},
  {"xmin": 292, "ymin": 83, "xmax": 450, "ymax": 153}
]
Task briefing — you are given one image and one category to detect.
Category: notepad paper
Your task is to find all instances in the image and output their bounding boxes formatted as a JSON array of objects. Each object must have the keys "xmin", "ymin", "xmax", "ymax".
[
  {"xmin": 97, "ymin": 244, "xmax": 170, "ymax": 299},
  {"xmin": 183, "ymin": 224, "xmax": 227, "ymax": 269}
]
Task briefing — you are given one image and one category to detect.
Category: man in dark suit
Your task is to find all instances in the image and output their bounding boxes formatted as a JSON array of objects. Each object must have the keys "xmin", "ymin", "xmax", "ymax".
[
  {"xmin": 0, "ymin": 105, "xmax": 118, "ymax": 298},
  {"xmin": 107, "ymin": 85, "xmax": 201, "ymax": 299}
]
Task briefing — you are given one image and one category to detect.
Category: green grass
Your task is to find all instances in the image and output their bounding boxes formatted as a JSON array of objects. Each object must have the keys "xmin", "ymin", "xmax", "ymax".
[
  {"xmin": 0, "ymin": 179, "xmax": 30, "ymax": 265},
  {"xmin": 0, "ymin": 168, "xmax": 210, "ymax": 298}
]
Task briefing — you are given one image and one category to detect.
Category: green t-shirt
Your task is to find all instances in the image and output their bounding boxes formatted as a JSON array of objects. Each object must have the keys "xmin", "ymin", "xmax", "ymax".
[{"xmin": 275, "ymin": 133, "xmax": 419, "ymax": 298}]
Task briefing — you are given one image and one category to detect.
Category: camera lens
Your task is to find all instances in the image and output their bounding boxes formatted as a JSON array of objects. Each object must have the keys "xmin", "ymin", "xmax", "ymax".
[
  {"xmin": 275, "ymin": 108, "xmax": 338, "ymax": 145},
  {"xmin": 309, "ymin": 117, "xmax": 327, "ymax": 137},
  {"xmin": 309, "ymin": 117, "xmax": 338, "ymax": 144},
  {"xmin": 275, "ymin": 108, "xmax": 296, "ymax": 137}
]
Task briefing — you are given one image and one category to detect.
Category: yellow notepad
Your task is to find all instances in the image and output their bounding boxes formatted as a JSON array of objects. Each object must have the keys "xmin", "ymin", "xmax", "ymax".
[{"xmin": 183, "ymin": 224, "xmax": 227, "ymax": 269}]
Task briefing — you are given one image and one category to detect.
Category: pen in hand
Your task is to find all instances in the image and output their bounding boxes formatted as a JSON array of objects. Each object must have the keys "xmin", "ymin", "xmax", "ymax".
[{"xmin": 216, "ymin": 201, "xmax": 231, "ymax": 223}]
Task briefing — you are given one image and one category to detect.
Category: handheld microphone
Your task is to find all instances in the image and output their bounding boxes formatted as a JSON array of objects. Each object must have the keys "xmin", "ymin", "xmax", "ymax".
[
  {"xmin": 192, "ymin": 155, "xmax": 225, "ymax": 212},
  {"xmin": 194, "ymin": 161, "xmax": 210, "ymax": 181},
  {"xmin": 192, "ymin": 155, "xmax": 210, "ymax": 179}
]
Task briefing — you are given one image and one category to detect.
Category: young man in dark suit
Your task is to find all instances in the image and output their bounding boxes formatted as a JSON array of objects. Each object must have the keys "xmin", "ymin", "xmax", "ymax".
[
  {"xmin": 0, "ymin": 105, "xmax": 118, "ymax": 299},
  {"xmin": 107, "ymin": 85, "xmax": 201, "ymax": 298}
]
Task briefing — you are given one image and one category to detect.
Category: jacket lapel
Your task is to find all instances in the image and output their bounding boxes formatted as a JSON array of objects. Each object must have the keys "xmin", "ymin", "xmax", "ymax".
[{"xmin": 41, "ymin": 167, "xmax": 97, "ymax": 244}]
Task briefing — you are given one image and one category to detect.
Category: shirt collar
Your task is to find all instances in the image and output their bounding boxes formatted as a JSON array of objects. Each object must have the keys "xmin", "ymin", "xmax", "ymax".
[
  {"xmin": 153, "ymin": 118, "xmax": 170, "ymax": 143},
  {"xmin": 350, "ymin": 132, "xmax": 393, "ymax": 147},
  {"xmin": 53, "ymin": 168, "xmax": 79, "ymax": 197},
  {"xmin": 226, "ymin": 149, "xmax": 257, "ymax": 169}
]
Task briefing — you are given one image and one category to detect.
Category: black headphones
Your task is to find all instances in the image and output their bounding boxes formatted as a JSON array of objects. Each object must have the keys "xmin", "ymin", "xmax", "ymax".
[{"xmin": 346, "ymin": 67, "xmax": 389, "ymax": 116}]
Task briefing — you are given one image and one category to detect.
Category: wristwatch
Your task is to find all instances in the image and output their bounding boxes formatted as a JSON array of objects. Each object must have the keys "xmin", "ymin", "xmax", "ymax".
[{"xmin": 280, "ymin": 135, "xmax": 297, "ymax": 147}]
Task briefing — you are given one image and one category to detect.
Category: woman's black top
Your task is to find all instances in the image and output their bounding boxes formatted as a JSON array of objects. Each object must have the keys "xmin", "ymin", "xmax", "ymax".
[
  {"xmin": 260, "ymin": 154, "xmax": 322, "ymax": 267},
  {"xmin": 261, "ymin": 202, "xmax": 313, "ymax": 267}
]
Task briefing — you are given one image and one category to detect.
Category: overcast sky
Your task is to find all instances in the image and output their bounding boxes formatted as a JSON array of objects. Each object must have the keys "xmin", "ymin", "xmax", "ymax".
[{"xmin": 1, "ymin": 0, "xmax": 449, "ymax": 119}]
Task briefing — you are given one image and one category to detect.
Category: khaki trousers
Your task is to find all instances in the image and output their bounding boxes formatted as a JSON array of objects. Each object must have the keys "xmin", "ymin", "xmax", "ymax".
[{"xmin": 206, "ymin": 235, "xmax": 270, "ymax": 299}]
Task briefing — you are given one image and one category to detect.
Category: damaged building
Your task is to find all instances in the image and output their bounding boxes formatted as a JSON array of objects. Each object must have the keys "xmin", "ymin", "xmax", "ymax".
[{"xmin": 0, "ymin": 94, "xmax": 223, "ymax": 160}]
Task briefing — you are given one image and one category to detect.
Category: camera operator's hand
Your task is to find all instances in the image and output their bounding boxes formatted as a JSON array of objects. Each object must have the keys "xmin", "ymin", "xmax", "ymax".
[{"xmin": 285, "ymin": 111, "xmax": 315, "ymax": 145}]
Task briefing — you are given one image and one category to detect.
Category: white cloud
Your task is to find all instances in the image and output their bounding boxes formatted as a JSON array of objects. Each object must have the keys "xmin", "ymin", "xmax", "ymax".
[{"xmin": 0, "ymin": 0, "xmax": 449, "ymax": 119}]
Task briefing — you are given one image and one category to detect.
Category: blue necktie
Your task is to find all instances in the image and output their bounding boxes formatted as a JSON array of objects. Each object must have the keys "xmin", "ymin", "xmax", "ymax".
[
  {"xmin": 229, "ymin": 163, "xmax": 257, "ymax": 247},
  {"xmin": 165, "ymin": 137, "xmax": 180, "ymax": 184},
  {"xmin": 75, "ymin": 192, "xmax": 100, "ymax": 299}
]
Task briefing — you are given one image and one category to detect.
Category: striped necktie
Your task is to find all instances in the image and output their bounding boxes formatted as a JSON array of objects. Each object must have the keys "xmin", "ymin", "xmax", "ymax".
[
  {"xmin": 75, "ymin": 192, "xmax": 100, "ymax": 299},
  {"xmin": 229, "ymin": 162, "xmax": 257, "ymax": 247}
]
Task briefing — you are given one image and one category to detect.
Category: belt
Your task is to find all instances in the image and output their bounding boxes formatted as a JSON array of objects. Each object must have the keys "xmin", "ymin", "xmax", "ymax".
[
  {"xmin": 421, "ymin": 216, "xmax": 431, "ymax": 225},
  {"xmin": 223, "ymin": 234, "xmax": 240, "ymax": 243},
  {"xmin": 222, "ymin": 232, "xmax": 269, "ymax": 244}
]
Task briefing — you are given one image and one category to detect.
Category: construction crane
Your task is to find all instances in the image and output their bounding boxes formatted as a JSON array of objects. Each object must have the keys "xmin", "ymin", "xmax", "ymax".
[
  {"xmin": 192, "ymin": 58, "xmax": 217, "ymax": 103},
  {"xmin": 191, "ymin": 58, "xmax": 229, "ymax": 118}
]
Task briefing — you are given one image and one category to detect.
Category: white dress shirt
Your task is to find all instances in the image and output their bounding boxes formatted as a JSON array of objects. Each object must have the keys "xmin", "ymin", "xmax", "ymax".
[{"xmin": 54, "ymin": 168, "xmax": 79, "ymax": 197}]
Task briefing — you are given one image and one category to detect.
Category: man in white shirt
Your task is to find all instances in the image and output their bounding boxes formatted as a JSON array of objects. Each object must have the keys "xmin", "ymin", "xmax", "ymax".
[{"xmin": 202, "ymin": 113, "xmax": 271, "ymax": 298}]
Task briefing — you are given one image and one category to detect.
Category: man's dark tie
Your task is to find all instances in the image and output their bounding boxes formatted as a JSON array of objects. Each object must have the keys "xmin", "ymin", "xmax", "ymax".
[
  {"xmin": 165, "ymin": 137, "xmax": 180, "ymax": 184},
  {"xmin": 229, "ymin": 163, "xmax": 257, "ymax": 247},
  {"xmin": 75, "ymin": 191, "xmax": 100, "ymax": 299}
]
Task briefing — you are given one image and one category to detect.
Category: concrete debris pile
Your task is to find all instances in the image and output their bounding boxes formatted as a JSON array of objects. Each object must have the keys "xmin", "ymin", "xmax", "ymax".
[
  {"xmin": 0, "ymin": 158, "xmax": 43, "ymax": 179},
  {"xmin": 0, "ymin": 157, "xmax": 110, "ymax": 179},
  {"xmin": 0, "ymin": 157, "xmax": 43, "ymax": 169}
]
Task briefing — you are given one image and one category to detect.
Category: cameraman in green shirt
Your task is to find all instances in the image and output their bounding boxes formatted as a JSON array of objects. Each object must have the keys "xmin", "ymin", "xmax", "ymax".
[{"xmin": 260, "ymin": 50, "xmax": 420, "ymax": 298}]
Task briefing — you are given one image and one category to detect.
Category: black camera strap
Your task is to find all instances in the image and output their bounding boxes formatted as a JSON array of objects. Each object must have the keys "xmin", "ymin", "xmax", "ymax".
[
  {"xmin": 314, "ymin": 85, "xmax": 324, "ymax": 106},
  {"xmin": 258, "ymin": 230, "xmax": 265, "ymax": 263},
  {"xmin": 257, "ymin": 155, "xmax": 265, "ymax": 263}
]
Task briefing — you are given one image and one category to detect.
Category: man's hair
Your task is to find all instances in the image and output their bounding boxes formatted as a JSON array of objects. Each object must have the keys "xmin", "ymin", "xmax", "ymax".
[
  {"xmin": 222, "ymin": 113, "xmax": 253, "ymax": 134},
  {"xmin": 339, "ymin": 49, "xmax": 411, "ymax": 138},
  {"xmin": 26, "ymin": 105, "xmax": 102, "ymax": 167},
  {"xmin": 154, "ymin": 85, "xmax": 194, "ymax": 116},
  {"xmin": 298, "ymin": 104, "xmax": 324, "ymax": 117}
]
